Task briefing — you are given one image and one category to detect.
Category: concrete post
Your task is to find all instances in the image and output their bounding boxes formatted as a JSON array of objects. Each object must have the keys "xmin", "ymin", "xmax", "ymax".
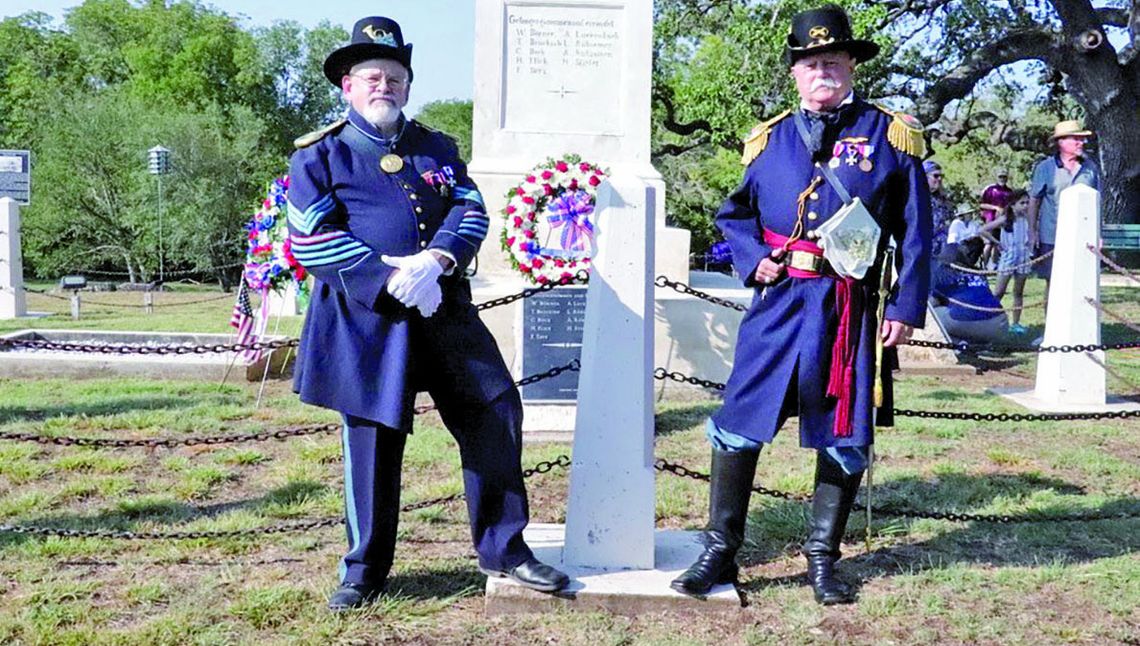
[
  {"xmin": 1035, "ymin": 184, "xmax": 1105, "ymax": 405},
  {"xmin": 563, "ymin": 174, "xmax": 656, "ymax": 570},
  {"xmin": 0, "ymin": 197, "xmax": 28, "ymax": 319}
]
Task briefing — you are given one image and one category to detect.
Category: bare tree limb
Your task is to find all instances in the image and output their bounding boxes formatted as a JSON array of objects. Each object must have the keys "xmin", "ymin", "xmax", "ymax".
[{"xmin": 653, "ymin": 86, "xmax": 714, "ymax": 137}]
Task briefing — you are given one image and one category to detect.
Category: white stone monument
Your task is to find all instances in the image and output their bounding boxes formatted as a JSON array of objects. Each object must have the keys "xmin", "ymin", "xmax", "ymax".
[
  {"xmin": 995, "ymin": 184, "xmax": 1138, "ymax": 412},
  {"xmin": 468, "ymin": 0, "xmax": 690, "ymax": 282},
  {"xmin": 485, "ymin": 176, "xmax": 738, "ymax": 613},
  {"xmin": 0, "ymin": 198, "xmax": 28, "ymax": 319},
  {"xmin": 469, "ymin": 0, "xmax": 691, "ymax": 438}
]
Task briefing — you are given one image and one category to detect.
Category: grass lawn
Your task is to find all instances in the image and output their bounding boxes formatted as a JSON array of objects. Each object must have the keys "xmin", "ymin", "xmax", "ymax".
[{"xmin": 0, "ymin": 281, "xmax": 1138, "ymax": 645}]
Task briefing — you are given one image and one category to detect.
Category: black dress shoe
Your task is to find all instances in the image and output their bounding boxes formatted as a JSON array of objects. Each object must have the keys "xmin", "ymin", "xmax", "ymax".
[
  {"xmin": 327, "ymin": 582, "xmax": 382, "ymax": 611},
  {"xmin": 481, "ymin": 558, "xmax": 570, "ymax": 592}
]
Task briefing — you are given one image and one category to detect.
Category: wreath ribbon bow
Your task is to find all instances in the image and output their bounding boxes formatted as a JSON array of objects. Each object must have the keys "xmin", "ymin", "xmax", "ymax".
[{"xmin": 546, "ymin": 190, "xmax": 595, "ymax": 253}]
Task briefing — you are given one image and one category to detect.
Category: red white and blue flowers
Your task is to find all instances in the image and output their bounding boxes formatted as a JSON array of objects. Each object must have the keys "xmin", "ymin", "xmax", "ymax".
[
  {"xmin": 500, "ymin": 155, "xmax": 606, "ymax": 285},
  {"xmin": 242, "ymin": 176, "xmax": 309, "ymax": 298}
]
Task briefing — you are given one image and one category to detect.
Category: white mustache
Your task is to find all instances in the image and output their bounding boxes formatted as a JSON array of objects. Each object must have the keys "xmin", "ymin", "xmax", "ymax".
[{"xmin": 810, "ymin": 78, "xmax": 843, "ymax": 91}]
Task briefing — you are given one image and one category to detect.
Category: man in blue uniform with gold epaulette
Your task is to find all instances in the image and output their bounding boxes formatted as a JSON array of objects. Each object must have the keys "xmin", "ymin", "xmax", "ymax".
[
  {"xmin": 287, "ymin": 16, "xmax": 569, "ymax": 610},
  {"xmin": 671, "ymin": 4, "xmax": 931, "ymax": 605}
]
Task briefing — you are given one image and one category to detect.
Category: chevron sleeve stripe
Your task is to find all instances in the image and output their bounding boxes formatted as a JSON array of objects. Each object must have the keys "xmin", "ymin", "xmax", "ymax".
[{"xmin": 286, "ymin": 194, "xmax": 338, "ymax": 235}]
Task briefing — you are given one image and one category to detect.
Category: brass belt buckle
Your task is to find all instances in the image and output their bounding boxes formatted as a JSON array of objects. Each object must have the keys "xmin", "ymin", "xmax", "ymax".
[{"xmin": 789, "ymin": 250, "xmax": 822, "ymax": 272}]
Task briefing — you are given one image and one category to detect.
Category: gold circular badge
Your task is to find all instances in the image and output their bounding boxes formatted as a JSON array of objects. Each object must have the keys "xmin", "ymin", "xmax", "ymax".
[
  {"xmin": 380, "ymin": 154, "xmax": 404, "ymax": 174},
  {"xmin": 859, "ymin": 158, "xmax": 874, "ymax": 172}
]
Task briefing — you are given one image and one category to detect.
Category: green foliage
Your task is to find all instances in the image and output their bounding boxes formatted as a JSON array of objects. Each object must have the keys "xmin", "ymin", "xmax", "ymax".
[
  {"xmin": 414, "ymin": 99, "xmax": 473, "ymax": 162},
  {"xmin": 0, "ymin": 1, "xmax": 344, "ymax": 280}
]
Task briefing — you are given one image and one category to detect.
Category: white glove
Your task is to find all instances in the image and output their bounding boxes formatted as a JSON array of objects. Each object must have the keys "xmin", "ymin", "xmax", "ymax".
[{"xmin": 382, "ymin": 250, "xmax": 445, "ymax": 316}]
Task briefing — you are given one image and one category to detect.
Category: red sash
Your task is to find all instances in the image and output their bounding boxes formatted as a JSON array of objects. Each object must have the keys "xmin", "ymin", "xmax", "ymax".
[{"xmin": 762, "ymin": 229, "xmax": 862, "ymax": 437}]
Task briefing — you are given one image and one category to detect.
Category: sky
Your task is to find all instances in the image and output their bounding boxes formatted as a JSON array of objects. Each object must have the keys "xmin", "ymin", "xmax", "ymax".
[{"xmin": 1, "ymin": 0, "xmax": 476, "ymax": 116}]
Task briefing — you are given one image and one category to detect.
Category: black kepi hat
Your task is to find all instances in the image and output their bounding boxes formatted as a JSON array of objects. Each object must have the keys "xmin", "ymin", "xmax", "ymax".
[
  {"xmin": 785, "ymin": 4, "xmax": 879, "ymax": 65},
  {"xmin": 323, "ymin": 16, "xmax": 414, "ymax": 86}
]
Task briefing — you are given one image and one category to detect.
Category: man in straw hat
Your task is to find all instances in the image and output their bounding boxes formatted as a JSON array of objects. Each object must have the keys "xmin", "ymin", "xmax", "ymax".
[
  {"xmin": 670, "ymin": 4, "xmax": 931, "ymax": 605},
  {"xmin": 286, "ymin": 16, "xmax": 569, "ymax": 610},
  {"xmin": 1028, "ymin": 119, "xmax": 1099, "ymax": 306}
]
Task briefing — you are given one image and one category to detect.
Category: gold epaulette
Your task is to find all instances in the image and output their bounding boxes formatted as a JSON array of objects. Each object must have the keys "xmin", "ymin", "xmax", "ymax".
[
  {"xmin": 741, "ymin": 110, "xmax": 791, "ymax": 166},
  {"xmin": 293, "ymin": 119, "xmax": 348, "ymax": 149},
  {"xmin": 876, "ymin": 105, "xmax": 926, "ymax": 158}
]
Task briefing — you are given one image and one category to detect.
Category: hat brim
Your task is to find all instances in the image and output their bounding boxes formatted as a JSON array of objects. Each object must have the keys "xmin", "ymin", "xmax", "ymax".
[
  {"xmin": 1051, "ymin": 130, "xmax": 1092, "ymax": 140},
  {"xmin": 785, "ymin": 39, "xmax": 880, "ymax": 65},
  {"xmin": 323, "ymin": 43, "xmax": 412, "ymax": 86}
]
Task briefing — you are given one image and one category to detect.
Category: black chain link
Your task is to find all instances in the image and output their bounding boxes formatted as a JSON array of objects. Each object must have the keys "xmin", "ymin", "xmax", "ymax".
[
  {"xmin": 655, "ymin": 275, "xmax": 747, "ymax": 312},
  {"xmin": 0, "ymin": 337, "xmax": 300, "ymax": 355},
  {"xmin": 0, "ymin": 423, "xmax": 341, "ymax": 449},
  {"xmin": 655, "ymin": 459, "xmax": 1140, "ymax": 523},
  {"xmin": 653, "ymin": 367, "xmax": 726, "ymax": 391},
  {"xmin": 893, "ymin": 407, "xmax": 1140, "ymax": 422},
  {"xmin": 655, "ymin": 275, "xmax": 1140, "ymax": 355},
  {"xmin": 71, "ymin": 262, "xmax": 245, "ymax": 279},
  {"xmin": 474, "ymin": 270, "xmax": 589, "ymax": 311}
]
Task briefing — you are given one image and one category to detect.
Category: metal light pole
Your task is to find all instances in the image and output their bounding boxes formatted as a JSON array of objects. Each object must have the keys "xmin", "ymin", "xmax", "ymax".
[{"xmin": 147, "ymin": 145, "xmax": 171, "ymax": 284}]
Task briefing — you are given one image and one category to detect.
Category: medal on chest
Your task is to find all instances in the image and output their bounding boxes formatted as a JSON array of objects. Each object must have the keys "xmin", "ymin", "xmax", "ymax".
[
  {"xmin": 830, "ymin": 137, "xmax": 875, "ymax": 173},
  {"xmin": 380, "ymin": 154, "xmax": 404, "ymax": 174}
]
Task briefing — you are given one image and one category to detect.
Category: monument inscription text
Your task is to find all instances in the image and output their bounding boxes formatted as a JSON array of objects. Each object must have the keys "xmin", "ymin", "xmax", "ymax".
[
  {"xmin": 502, "ymin": 4, "xmax": 624, "ymax": 134},
  {"xmin": 521, "ymin": 287, "xmax": 587, "ymax": 401}
]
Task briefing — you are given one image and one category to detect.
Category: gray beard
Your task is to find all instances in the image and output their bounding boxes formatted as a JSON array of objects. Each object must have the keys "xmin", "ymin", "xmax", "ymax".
[{"xmin": 361, "ymin": 104, "xmax": 401, "ymax": 130}]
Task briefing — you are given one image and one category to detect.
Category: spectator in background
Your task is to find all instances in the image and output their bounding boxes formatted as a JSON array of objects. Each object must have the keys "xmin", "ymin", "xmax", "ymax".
[
  {"xmin": 1028, "ymin": 119, "xmax": 1099, "ymax": 310},
  {"xmin": 925, "ymin": 160, "xmax": 955, "ymax": 265},
  {"xmin": 992, "ymin": 189, "xmax": 1031, "ymax": 334},
  {"xmin": 979, "ymin": 168, "xmax": 1014, "ymax": 269}
]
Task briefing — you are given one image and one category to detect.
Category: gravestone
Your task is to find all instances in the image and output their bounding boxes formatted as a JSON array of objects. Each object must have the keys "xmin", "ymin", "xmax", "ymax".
[
  {"xmin": 0, "ymin": 198, "xmax": 27, "ymax": 319},
  {"xmin": 469, "ymin": 0, "xmax": 691, "ymax": 437}
]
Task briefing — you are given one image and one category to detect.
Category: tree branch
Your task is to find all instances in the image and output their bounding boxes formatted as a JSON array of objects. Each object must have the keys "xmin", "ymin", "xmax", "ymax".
[
  {"xmin": 911, "ymin": 29, "xmax": 1061, "ymax": 122},
  {"xmin": 1096, "ymin": 7, "xmax": 1130, "ymax": 28},
  {"xmin": 653, "ymin": 86, "xmax": 714, "ymax": 137}
]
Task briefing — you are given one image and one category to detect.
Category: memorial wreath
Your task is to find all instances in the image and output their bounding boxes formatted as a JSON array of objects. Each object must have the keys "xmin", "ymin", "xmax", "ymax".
[
  {"xmin": 500, "ymin": 155, "xmax": 607, "ymax": 285},
  {"xmin": 242, "ymin": 175, "xmax": 309, "ymax": 300}
]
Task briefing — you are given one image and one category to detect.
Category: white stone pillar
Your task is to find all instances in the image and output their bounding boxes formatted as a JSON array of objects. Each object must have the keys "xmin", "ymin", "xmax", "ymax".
[
  {"xmin": 563, "ymin": 174, "xmax": 656, "ymax": 570},
  {"xmin": 0, "ymin": 198, "xmax": 27, "ymax": 319},
  {"xmin": 1035, "ymin": 184, "xmax": 1105, "ymax": 405}
]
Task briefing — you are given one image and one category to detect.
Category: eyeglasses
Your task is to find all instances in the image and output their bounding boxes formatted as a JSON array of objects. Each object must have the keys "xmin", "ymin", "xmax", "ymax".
[
  {"xmin": 929, "ymin": 174, "xmax": 943, "ymax": 179},
  {"xmin": 350, "ymin": 73, "xmax": 409, "ymax": 90}
]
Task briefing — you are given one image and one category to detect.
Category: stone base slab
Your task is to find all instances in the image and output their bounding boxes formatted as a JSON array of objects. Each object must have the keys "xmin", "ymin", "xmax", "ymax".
[
  {"xmin": 990, "ymin": 386, "xmax": 1140, "ymax": 413},
  {"xmin": 485, "ymin": 523, "xmax": 741, "ymax": 615}
]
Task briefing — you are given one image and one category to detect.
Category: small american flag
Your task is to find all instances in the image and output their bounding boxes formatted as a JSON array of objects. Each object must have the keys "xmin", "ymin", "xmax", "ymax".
[{"xmin": 230, "ymin": 283, "xmax": 255, "ymax": 355}]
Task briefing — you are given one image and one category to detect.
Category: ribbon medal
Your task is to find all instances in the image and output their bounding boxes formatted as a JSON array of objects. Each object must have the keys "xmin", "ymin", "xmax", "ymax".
[{"xmin": 831, "ymin": 137, "xmax": 875, "ymax": 172}]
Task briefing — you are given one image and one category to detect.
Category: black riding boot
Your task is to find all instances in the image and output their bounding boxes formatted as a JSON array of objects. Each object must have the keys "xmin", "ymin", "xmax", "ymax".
[
  {"xmin": 670, "ymin": 447, "xmax": 760, "ymax": 597},
  {"xmin": 803, "ymin": 452, "xmax": 864, "ymax": 605}
]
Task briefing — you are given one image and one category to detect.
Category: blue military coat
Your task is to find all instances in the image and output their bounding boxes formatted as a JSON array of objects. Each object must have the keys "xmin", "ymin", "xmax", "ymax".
[
  {"xmin": 712, "ymin": 97, "xmax": 932, "ymax": 449},
  {"xmin": 286, "ymin": 110, "xmax": 512, "ymax": 430}
]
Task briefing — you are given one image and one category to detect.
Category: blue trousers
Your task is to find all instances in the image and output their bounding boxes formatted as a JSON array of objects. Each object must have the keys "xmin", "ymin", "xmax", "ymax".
[{"xmin": 339, "ymin": 388, "xmax": 533, "ymax": 586}]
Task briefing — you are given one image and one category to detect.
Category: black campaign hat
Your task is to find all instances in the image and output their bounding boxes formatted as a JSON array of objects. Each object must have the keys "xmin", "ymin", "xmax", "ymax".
[
  {"xmin": 323, "ymin": 16, "xmax": 414, "ymax": 86},
  {"xmin": 785, "ymin": 4, "xmax": 879, "ymax": 65}
]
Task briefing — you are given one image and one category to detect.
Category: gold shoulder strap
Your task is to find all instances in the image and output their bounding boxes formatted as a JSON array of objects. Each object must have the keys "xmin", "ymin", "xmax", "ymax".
[
  {"xmin": 741, "ymin": 110, "xmax": 791, "ymax": 166},
  {"xmin": 293, "ymin": 119, "xmax": 348, "ymax": 149},
  {"xmin": 876, "ymin": 105, "xmax": 926, "ymax": 158}
]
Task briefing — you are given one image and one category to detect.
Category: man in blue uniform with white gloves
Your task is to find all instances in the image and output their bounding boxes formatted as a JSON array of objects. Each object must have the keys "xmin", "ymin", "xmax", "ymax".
[
  {"xmin": 671, "ymin": 4, "xmax": 931, "ymax": 604},
  {"xmin": 287, "ymin": 16, "xmax": 569, "ymax": 610}
]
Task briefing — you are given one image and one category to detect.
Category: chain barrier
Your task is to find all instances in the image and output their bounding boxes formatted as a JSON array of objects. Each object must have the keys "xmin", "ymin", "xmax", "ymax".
[
  {"xmin": 473, "ymin": 270, "xmax": 589, "ymax": 312},
  {"xmin": 0, "ymin": 423, "xmax": 341, "ymax": 449},
  {"xmin": 71, "ymin": 262, "xmax": 244, "ymax": 280},
  {"xmin": 655, "ymin": 275, "xmax": 747, "ymax": 312},
  {"xmin": 1088, "ymin": 244, "xmax": 1140, "ymax": 286},
  {"xmin": 654, "ymin": 458, "xmax": 1140, "ymax": 523},
  {"xmin": 0, "ymin": 455, "xmax": 573, "ymax": 540},
  {"xmin": 947, "ymin": 250, "xmax": 1053, "ymax": 276},
  {"xmin": 0, "ymin": 336, "xmax": 300, "ymax": 355},
  {"xmin": 23, "ymin": 288, "xmax": 233, "ymax": 308},
  {"xmin": 654, "ymin": 275, "xmax": 1140, "ymax": 355},
  {"xmin": 655, "ymin": 367, "xmax": 1140, "ymax": 423}
]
